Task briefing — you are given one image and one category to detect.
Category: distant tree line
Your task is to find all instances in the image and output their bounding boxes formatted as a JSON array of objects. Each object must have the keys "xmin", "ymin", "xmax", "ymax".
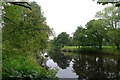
[{"xmin": 51, "ymin": 5, "xmax": 120, "ymax": 50}]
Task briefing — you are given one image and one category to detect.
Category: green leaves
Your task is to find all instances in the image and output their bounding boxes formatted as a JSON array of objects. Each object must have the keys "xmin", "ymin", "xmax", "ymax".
[
  {"xmin": 95, "ymin": 5, "xmax": 119, "ymax": 29},
  {"xmin": 73, "ymin": 26, "xmax": 87, "ymax": 47},
  {"xmin": 107, "ymin": 29, "xmax": 120, "ymax": 45},
  {"xmin": 51, "ymin": 32, "xmax": 71, "ymax": 49},
  {"xmin": 2, "ymin": 1, "xmax": 53, "ymax": 54},
  {"xmin": 2, "ymin": 52, "xmax": 57, "ymax": 79},
  {"xmin": 95, "ymin": 5, "xmax": 120, "ymax": 49},
  {"xmin": 2, "ymin": 1, "xmax": 56, "ymax": 79},
  {"xmin": 73, "ymin": 19, "xmax": 108, "ymax": 49}
]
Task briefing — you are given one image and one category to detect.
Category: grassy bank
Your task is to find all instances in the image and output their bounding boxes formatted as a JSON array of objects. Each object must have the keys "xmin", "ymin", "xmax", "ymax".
[{"xmin": 61, "ymin": 46, "xmax": 120, "ymax": 55}]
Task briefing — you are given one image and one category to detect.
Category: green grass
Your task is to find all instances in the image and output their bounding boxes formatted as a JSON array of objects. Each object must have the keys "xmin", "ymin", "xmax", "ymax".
[
  {"xmin": 63, "ymin": 46, "xmax": 117, "ymax": 49},
  {"xmin": 61, "ymin": 46, "xmax": 120, "ymax": 55},
  {"xmin": 61, "ymin": 46, "xmax": 79, "ymax": 52},
  {"xmin": 63, "ymin": 46, "xmax": 115, "ymax": 48}
]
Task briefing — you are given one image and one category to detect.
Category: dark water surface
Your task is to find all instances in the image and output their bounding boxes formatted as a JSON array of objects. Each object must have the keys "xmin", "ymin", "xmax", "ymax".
[{"xmin": 45, "ymin": 51, "xmax": 120, "ymax": 79}]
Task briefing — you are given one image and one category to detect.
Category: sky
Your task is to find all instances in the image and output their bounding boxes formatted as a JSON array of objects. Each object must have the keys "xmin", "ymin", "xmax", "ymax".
[{"xmin": 30, "ymin": 0, "xmax": 110, "ymax": 37}]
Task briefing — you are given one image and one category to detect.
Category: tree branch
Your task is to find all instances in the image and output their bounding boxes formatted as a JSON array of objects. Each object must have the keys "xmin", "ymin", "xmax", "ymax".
[
  {"xmin": 7, "ymin": 2, "xmax": 32, "ymax": 10},
  {"xmin": 3, "ymin": 16, "xmax": 18, "ymax": 25}
]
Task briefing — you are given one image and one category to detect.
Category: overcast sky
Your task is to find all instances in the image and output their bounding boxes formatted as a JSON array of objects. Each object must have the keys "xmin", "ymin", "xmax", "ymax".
[{"xmin": 30, "ymin": 0, "xmax": 110, "ymax": 37}]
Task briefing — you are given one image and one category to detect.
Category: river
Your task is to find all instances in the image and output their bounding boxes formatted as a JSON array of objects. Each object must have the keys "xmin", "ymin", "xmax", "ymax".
[{"xmin": 44, "ymin": 51, "xmax": 120, "ymax": 79}]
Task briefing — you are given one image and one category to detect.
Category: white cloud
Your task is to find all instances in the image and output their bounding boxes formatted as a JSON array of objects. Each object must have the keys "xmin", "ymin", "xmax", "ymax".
[{"xmin": 31, "ymin": 0, "xmax": 110, "ymax": 36}]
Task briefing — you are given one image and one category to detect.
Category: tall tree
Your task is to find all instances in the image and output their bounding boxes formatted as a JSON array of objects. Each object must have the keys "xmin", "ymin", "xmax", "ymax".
[
  {"xmin": 85, "ymin": 20, "xmax": 99, "ymax": 46},
  {"xmin": 2, "ymin": 2, "xmax": 53, "ymax": 54},
  {"xmin": 2, "ymin": 1, "xmax": 55, "ymax": 79},
  {"xmin": 52, "ymin": 32, "xmax": 70, "ymax": 49},
  {"xmin": 85, "ymin": 19, "xmax": 107, "ymax": 49},
  {"xmin": 95, "ymin": 5, "xmax": 119, "ymax": 29},
  {"xmin": 95, "ymin": 5, "xmax": 120, "ymax": 49},
  {"xmin": 73, "ymin": 26, "xmax": 87, "ymax": 48},
  {"xmin": 107, "ymin": 29, "xmax": 120, "ymax": 49}
]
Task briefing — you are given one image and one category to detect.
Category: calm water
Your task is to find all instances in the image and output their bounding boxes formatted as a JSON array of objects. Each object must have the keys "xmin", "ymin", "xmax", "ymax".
[{"xmin": 45, "ymin": 51, "xmax": 120, "ymax": 79}]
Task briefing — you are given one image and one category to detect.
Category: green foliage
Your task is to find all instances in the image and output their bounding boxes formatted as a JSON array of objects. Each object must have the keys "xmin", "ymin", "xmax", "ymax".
[
  {"xmin": 95, "ymin": 5, "xmax": 119, "ymax": 29},
  {"xmin": 73, "ymin": 26, "xmax": 87, "ymax": 47},
  {"xmin": 95, "ymin": 0, "xmax": 120, "ymax": 7},
  {"xmin": 72, "ymin": 5, "xmax": 120, "ymax": 50},
  {"xmin": 73, "ymin": 19, "xmax": 107, "ymax": 49},
  {"xmin": 2, "ymin": 1, "xmax": 53, "ymax": 54},
  {"xmin": 87, "ymin": 19, "xmax": 108, "ymax": 49},
  {"xmin": 85, "ymin": 20, "xmax": 99, "ymax": 46},
  {"xmin": 95, "ymin": 5, "xmax": 120, "ymax": 49},
  {"xmin": 51, "ymin": 32, "xmax": 71, "ymax": 49},
  {"xmin": 2, "ymin": 1, "xmax": 56, "ymax": 79},
  {"xmin": 107, "ymin": 29, "xmax": 120, "ymax": 49},
  {"xmin": 2, "ymin": 51, "xmax": 57, "ymax": 79}
]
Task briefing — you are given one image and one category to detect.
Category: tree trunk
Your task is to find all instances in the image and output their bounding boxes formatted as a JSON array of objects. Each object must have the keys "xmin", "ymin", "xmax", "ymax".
[
  {"xmin": 99, "ymin": 41, "xmax": 102, "ymax": 50},
  {"xmin": 116, "ymin": 43, "xmax": 119, "ymax": 50},
  {"xmin": 78, "ymin": 45, "xmax": 80, "ymax": 49}
]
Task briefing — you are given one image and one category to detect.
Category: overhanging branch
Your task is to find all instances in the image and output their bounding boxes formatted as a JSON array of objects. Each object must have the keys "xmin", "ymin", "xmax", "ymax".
[{"xmin": 7, "ymin": 2, "xmax": 32, "ymax": 10}]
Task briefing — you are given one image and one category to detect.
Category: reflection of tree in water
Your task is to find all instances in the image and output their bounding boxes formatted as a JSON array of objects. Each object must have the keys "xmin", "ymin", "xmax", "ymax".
[
  {"xmin": 48, "ymin": 51, "xmax": 72, "ymax": 69},
  {"xmin": 73, "ymin": 55, "xmax": 120, "ymax": 79}
]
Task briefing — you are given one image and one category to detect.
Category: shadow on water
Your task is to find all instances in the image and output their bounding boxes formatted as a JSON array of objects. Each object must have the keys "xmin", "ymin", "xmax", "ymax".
[
  {"xmin": 48, "ymin": 50, "xmax": 72, "ymax": 69},
  {"xmin": 47, "ymin": 50, "xmax": 120, "ymax": 79}
]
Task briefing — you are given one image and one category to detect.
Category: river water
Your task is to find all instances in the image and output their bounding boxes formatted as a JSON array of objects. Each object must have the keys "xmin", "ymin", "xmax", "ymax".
[{"xmin": 45, "ymin": 51, "xmax": 120, "ymax": 79}]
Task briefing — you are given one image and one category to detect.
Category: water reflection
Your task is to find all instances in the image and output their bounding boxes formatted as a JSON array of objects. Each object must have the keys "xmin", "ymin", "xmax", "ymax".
[
  {"xmin": 73, "ymin": 55, "xmax": 120, "ymax": 79},
  {"xmin": 48, "ymin": 50, "xmax": 72, "ymax": 69},
  {"xmin": 47, "ymin": 51, "xmax": 120, "ymax": 79}
]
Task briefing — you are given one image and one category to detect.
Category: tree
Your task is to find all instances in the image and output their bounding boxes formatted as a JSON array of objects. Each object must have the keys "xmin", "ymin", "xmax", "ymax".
[
  {"xmin": 107, "ymin": 29, "xmax": 120, "ymax": 49},
  {"xmin": 85, "ymin": 19, "xmax": 107, "ymax": 49},
  {"xmin": 7, "ymin": 2, "xmax": 32, "ymax": 10},
  {"xmin": 2, "ymin": 2, "xmax": 53, "ymax": 54},
  {"xmin": 73, "ymin": 26, "xmax": 87, "ymax": 48},
  {"xmin": 85, "ymin": 20, "xmax": 99, "ymax": 47},
  {"xmin": 95, "ymin": 5, "xmax": 120, "ymax": 49},
  {"xmin": 2, "ymin": 1, "xmax": 55, "ymax": 79},
  {"xmin": 93, "ymin": 0, "xmax": 120, "ymax": 7},
  {"xmin": 95, "ymin": 5, "xmax": 120, "ymax": 29},
  {"xmin": 52, "ymin": 32, "xmax": 70, "ymax": 49}
]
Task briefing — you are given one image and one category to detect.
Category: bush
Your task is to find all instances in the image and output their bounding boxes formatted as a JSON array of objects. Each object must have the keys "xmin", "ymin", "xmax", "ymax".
[{"xmin": 2, "ymin": 51, "xmax": 57, "ymax": 80}]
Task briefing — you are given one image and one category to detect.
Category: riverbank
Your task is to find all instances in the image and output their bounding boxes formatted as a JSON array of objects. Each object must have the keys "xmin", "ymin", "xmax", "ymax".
[
  {"xmin": 2, "ymin": 50, "xmax": 57, "ymax": 79},
  {"xmin": 60, "ymin": 46, "xmax": 120, "ymax": 55}
]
